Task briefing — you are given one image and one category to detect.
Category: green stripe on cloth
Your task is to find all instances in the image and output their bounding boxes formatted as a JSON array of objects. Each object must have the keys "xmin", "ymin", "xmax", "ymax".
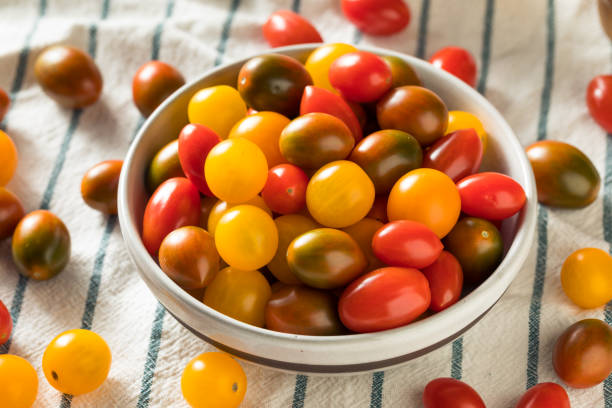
[
  {"xmin": 215, "ymin": 0, "xmax": 241, "ymax": 66},
  {"xmin": 369, "ymin": 371, "xmax": 384, "ymax": 408},
  {"xmin": 291, "ymin": 374, "xmax": 308, "ymax": 408},
  {"xmin": 291, "ymin": 0, "xmax": 300, "ymax": 13},
  {"xmin": 451, "ymin": 337, "xmax": 463, "ymax": 380},
  {"xmin": 152, "ymin": 0, "xmax": 175, "ymax": 61},
  {"xmin": 416, "ymin": 0, "xmax": 430, "ymax": 59}
]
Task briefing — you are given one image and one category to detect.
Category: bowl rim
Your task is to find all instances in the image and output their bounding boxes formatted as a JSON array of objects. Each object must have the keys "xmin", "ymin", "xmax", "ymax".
[{"xmin": 118, "ymin": 43, "xmax": 537, "ymax": 354}]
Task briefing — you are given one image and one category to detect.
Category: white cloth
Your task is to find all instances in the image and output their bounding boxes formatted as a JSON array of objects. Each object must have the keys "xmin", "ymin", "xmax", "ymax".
[{"xmin": 0, "ymin": 0, "xmax": 611, "ymax": 406}]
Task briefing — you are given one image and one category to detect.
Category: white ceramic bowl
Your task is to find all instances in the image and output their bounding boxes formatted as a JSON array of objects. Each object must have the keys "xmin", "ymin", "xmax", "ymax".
[{"xmin": 118, "ymin": 44, "xmax": 537, "ymax": 374}]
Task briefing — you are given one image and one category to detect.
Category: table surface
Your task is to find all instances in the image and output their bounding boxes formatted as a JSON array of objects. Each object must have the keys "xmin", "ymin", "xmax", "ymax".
[{"xmin": 0, "ymin": 0, "xmax": 611, "ymax": 406}]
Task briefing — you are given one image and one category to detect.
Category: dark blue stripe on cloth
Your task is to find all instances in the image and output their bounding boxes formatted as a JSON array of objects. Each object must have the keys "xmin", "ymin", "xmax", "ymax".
[
  {"xmin": 604, "ymin": 131, "xmax": 612, "ymax": 407},
  {"xmin": 416, "ymin": 0, "xmax": 430, "ymax": 59},
  {"xmin": 369, "ymin": 371, "xmax": 384, "ymax": 408},
  {"xmin": 353, "ymin": 29, "xmax": 363, "ymax": 45},
  {"xmin": 137, "ymin": 303, "xmax": 167, "ymax": 408},
  {"xmin": 59, "ymin": 394, "xmax": 72, "ymax": 408},
  {"xmin": 152, "ymin": 0, "xmax": 175, "ymax": 61},
  {"xmin": 291, "ymin": 374, "xmax": 308, "ymax": 408},
  {"xmin": 214, "ymin": 0, "xmax": 241, "ymax": 66},
  {"xmin": 451, "ymin": 337, "xmax": 463, "ymax": 379},
  {"xmin": 291, "ymin": 0, "xmax": 300, "ymax": 13}
]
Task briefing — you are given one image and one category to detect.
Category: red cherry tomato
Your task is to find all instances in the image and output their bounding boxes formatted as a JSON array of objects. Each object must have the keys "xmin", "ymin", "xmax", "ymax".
[
  {"xmin": 0, "ymin": 300, "xmax": 11, "ymax": 345},
  {"xmin": 372, "ymin": 220, "xmax": 442, "ymax": 269},
  {"xmin": 261, "ymin": 164, "xmax": 309, "ymax": 214},
  {"xmin": 423, "ymin": 378, "xmax": 486, "ymax": 408},
  {"xmin": 586, "ymin": 75, "xmax": 612, "ymax": 133},
  {"xmin": 262, "ymin": 10, "xmax": 323, "ymax": 48},
  {"xmin": 178, "ymin": 124, "xmax": 221, "ymax": 196},
  {"xmin": 422, "ymin": 128, "xmax": 483, "ymax": 182},
  {"xmin": 429, "ymin": 47, "xmax": 477, "ymax": 87},
  {"xmin": 341, "ymin": 0, "xmax": 411, "ymax": 36},
  {"xmin": 329, "ymin": 51, "xmax": 393, "ymax": 103},
  {"xmin": 300, "ymin": 85, "xmax": 362, "ymax": 142},
  {"xmin": 457, "ymin": 172, "xmax": 526, "ymax": 220},
  {"xmin": 515, "ymin": 383, "xmax": 570, "ymax": 408},
  {"xmin": 339, "ymin": 267, "xmax": 430, "ymax": 333},
  {"xmin": 142, "ymin": 177, "xmax": 200, "ymax": 256},
  {"xmin": 421, "ymin": 251, "xmax": 463, "ymax": 312},
  {"xmin": 0, "ymin": 88, "xmax": 9, "ymax": 122}
]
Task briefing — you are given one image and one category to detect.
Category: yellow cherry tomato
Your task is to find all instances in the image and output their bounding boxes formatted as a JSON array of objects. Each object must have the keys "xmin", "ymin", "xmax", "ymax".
[
  {"xmin": 0, "ymin": 354, "xmax": 38, "ymax": 408},
  {"xmin": 268, "ymin": 214, "xmax": 320, "ymax": 284},
  {"xmin": 0, "ymin": 130, "xmax": 18, "ymax": 186},
  {"xmin": 561, "ymin": 248, "xmax": 612, "ymax": 309},
  {"xmin": 342, "ymin": 218, "xmax": 386, "ymax": 271},
  {"xmin": 188, "ymin": 85, "xmax": 247, "ymax": 139},
  {"xmin": 446, "ymin": 110, "xmax": 487, "ymax": 152},
  {"xmin": 204, "ymin": 138, "xmax": 268, "ymax": 204},
  {"xmin": 203, "ymin": 267, "xmax": 272, "ymax": 327},
  {"xmin": 181, "ymin": 352, "xmax": 246, "ymax": 408},
  {"xmin": 229, "ymin": 111, "xmax": 289, "ymax": 168},
  {"xmin": 305, "ymin": 43, "xmax": 358, "ymax": 93},
  {"xmin": 207, "ymin": 195, "xmax": 272, "ymax": 236},
  {"xmin": 214, "ymin": 205, "xmax": 278, "ymax": 270},
  {"xmin": 306, "ymin": 160, "xmax": 375, "ymax": 228},
  {"xmin": 387, "ymin": 168, "xmax": 460, "ymax": 238},
  {"xmin": 42, "ymin": 329, "xmax": 111, "ymax": 396}
]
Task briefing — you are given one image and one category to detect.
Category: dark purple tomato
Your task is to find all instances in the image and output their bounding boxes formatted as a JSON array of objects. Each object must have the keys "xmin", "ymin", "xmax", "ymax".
[
  {"xmin": 443, "ymin": 217, "xmax": 503, "ymax": 285},
  {"xmin": 261, "ymin": 164, "xmax": 309, "ymax": 214},
  {"xmin": 237, "ymin": 54, "xmax": 313, "ymax": 117},
  {"xmin": 12, "ymin": 210, "xmax": 71, "ymax": 280},
  {"xmin": 376, "ymin": 86, "xmax": 448, "ymax": 146},
  {"xmin": 146, "ymin": 139, "xmax": 185, "ymax": 193},
  {"xmin": 287, "ymin": 228, "xmax": 367, "ymax": 289},
  {"xmin": 372, "ymin": 220, "xmax": 442, "ymax": 269},
  {"xmin": 429, "ymin": 47, "xmax": 477, "ymax": 87},
  {"xmin": 80, "ymin": 160, "xmax": 123, "ymax": 215},
  {"xmin": 34, "ymin": 45, "xmax": 102, "ymax": 108},
  {"xmin": 515, "ymin": 383, "xmax": 570, "ymax": 408},
  {"xmin": 262, "ymin": 10, "xmax": 323, "ymax": 47},
  {"xmin": 0, "ymin": 88, "xmax": 9, "ymax": 122},
  {"xmin": 328, "ymin": 51, "xmax": 393, "ymax": 103},
  {"xmin": 586, "ymin": 74, "xmax": 612, "ymax": 133},
  {"xmin": 421, "ymin": 251, "xmax": 463, "ymax": 312},
  {"xmin": 178, "ymin": 123, "xmax": 220, "ymax": 196},
  {"xmin": 349, "ymin": 129, "xmax": 422, "ymax": 194},
  {"xmin": 339, "ymin": 267, "xmax": 430, "ymax": 333},
  {"xmin": 341, "ymin": 0, "xmax": 411, "ymax": 36},
  {"xmin": 132, "ymin": 61, "xmax": 185, "ymax": 117},
  {"xmin": 526, "ymin": 140, "xmax": 600, "ymax": 208},
  {"xmin": 158, "ymin": 226, "xmax": 219, "ymax": 289},
  {"xmin": 457, "ymin": 172, "xmax": 526, "ymax": 220},
  {"xmin": 0, "ymin": 300, "xmax": 10, "ymax": 345},
  {"xmin": 142, "ymin": 177, "xmax": 200, "ymax": 256},
  {"xmin": 279, "ymin": 112, "xmax": 354, "ymax": 169},
  {"xmin": 423, "ymin": 378, "xmax": 486, "ymax": 408},
  {"xmin": 0, "ymin": 187, "xmax": 24, "ymax": 240},
  {"xmin": 265, "ymin": 285, "xmax": 345, "ymax": 335},
  {"xmin": 367, "ymin": 195, "xmax": 388, "ymax": 223},
  {"xmin": 382, "ymin": 56, "xmax": 422, "ymax": 88},
  {"xmin": 422, "ymin": 128, "xmax": 482, "ymax": 182}
]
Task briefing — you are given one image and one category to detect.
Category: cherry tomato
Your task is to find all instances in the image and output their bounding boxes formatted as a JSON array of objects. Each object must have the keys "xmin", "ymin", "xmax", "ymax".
[
  {"xmin": 422, "ymin": 128, "xmax": 483, "ymax": 182},
  {"xmin": 446, "ymin": 110, "xmax": 488, "ymax": 152},
  {"xmin": 207, "ymin": 195, "xmax": 272, "ymax": 236},
  {"xmin": 586, "ymin": 74, "xmax": 612, "ymax": 133},
  {"xmin": 42, "ymin": 329, "xmax": 111, "ymax": 395},
  {"xmin": 305, "ymin": 43, "xmax": 357, "ymax": 93},
  {"xmin": 263, "ymin": 10, "xmax": 323, "ymax": 47},
  {"xmin": 342, "ymin": 218, "xmax": 385, "ymax": 271},
  {"xmin": 306, "ymin": 160, "xmax": 375, "ymax": 228},
  {"xmin": 178, "ymin": 123, "xmax": 221, "ymax": 196},
  {"xmin": 80, "ymin": 160, "xmax": 123, "ymax": 214},
  {"xmin": 0, "ymin": 187, "xmax": 24, "ymax": 240},
  {"xmin": 515, "ymin": 382, "xmax": 570, "ymax": 408},
  {"xmin": 0, "ymin": 130, "xmax": 17, "ymax": 186},
  {"xmin": 188, "ymin": 85, "xmax": 247, "ymax": 139},
  {"xmin": 423, "ymin": 378, "xmax": 485, "ymax": 408},
  {"xmin": 429, "ymin": 47, "xmax": 477, "ymax": 87},
  {"xmin": 561, "ymin": 248, "xmax": 612, "ymax": 309},
  {"xmin": 377, "ymin": 86, "xmax": 448, "ymax": 146},
  {"xmin": 12, "ymin": 210, "xmax": 71, "ymax": 280},
  {"xmin": 266, "ymin": 285, "xmax": 345, "ymax": 335},
  {"xmin": 181, "ymin": 352, "xmax": 246, "ymax": 408},
  {"xmin": 237, "ymin": 54, "xmax": 312, "ymax": 118},
  {"xmin": 387, "ymin": 168, "xmax": 460, "ymax": 238},
  {"xmin": 279, "ymin": 113, "xmax": 354, "ymax": 169},
  {"xmin": 382, "ymin": 56, "xmax": 422, "ymax": 88},
  {"xmin": 132, "ymin": 61, "xmax": 185, "ymax": 117},
  {"xmin": 146, "ymin": 139, "xmax": 185, "ymax": 193},
  {"xmin": 0, "ymin": 300, "xmax": 11, "ymax": 345},
  {"xmin": 457, "ymin": 172, "xmax": 526, "ymax": 220},
  {"xmin": 526, "ymin": 140, "xmax": 600, "ymax": 208},
  {"xmin": 204, "ymin": 138, "xmax": 268, "ymax": 204},
  {"xmin": 0, "ymin": 354, "xmax": 38, "ymax": 408},
  {"xmin": 341, "ymin": 0, "xmax": 410, "ymax": 36},
  {"xmin": 203, "ymin": 267, "xmax": 271, "ymax": 327},
  {"xmin": 372, "ymin": 220, "xmax": 442, "ymax": 269},
  {"xmin": 142, "ymin": 177, "xmax": 200, "ymax": 256},
  {"xmin": 214, "ymin": 205, "xmax": 278, "ymax": 271},
  {"xmin": 229, "ymin": 111, "xmax": 289, "ymax": 168},
  {"xmin": 553, "ymin": 318, "xmax": 612, "ymax": 388},
  {"xmin": 268, "ymin": 214, "xmax": 319, "ymax": 284},
  {"xmin": 350, "ymin": 129, "xmax": 422, "ymax": 194},
  {"xmin": 0, "ymin": 87, "xmax": 9, "ymax": 122},
  {"xmin": 443, "ymin": 217, "xmax": 503, "ymax": 284},
  {"xmin": 421, "ymin": 251, "xmax": 463, "ymax": 312},
  {"xmin": 288, "ymin": 228, "xmax": 366, "ymax": 289},
  {"xmin": 300, "ymin": 85, "xmax": 363, "ymax": 142},
  {"xmin": 34, "ymin": 45, "xmax": 102, "ymax": 108},
  {"xmin": 329, "ymin": 51, "xmax": 393, "ymax": 103},
  {"xmin": 261, "ymin": 164, "xmax": 308, "ymax": 214},
  {"xmin": 339, "ymin": 267, "xmax": 430, "ymax": 333},
  {"xmin": 367, "ymin": 195, "xmax": 388, "ymax": 223}
]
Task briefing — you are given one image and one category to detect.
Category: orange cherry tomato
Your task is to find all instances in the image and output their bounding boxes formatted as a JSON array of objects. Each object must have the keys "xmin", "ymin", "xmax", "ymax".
[
  {"xmin": 0, "ymin": 354, "xmax": 38, "ymax": 408},
  {"xmin": 188, "ymin": 85, "xmax": 247, "ymax": 139},
  {"xmin": 229, "ymin": 111, "xmax": 289, "ymax": 168},
  {"xmin": 207, "ymin": 195, "xmax": 272, "ymax": 236},
  {"xmin": 561, "ymin": 247, "xmax": 612, "ymax": 309},
  {"xmin": 0, "ymin": 130, "xmax": 17, "ymax": 186}
]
